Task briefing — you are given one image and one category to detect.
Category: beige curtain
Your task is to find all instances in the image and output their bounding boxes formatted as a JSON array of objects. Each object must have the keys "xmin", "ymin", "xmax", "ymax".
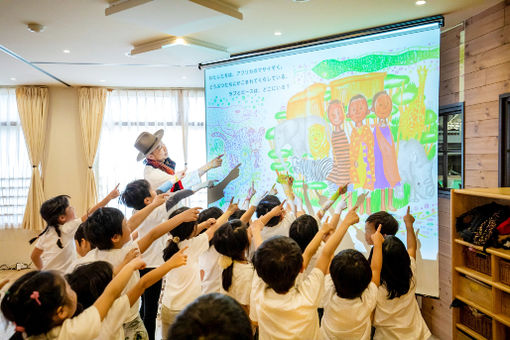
[
  {"xmin": 16, "ymin": 87, "xmax": 49, "ymax": 231},
  {"xmin": 78, "ymin": 87, "xmax": 107, "ymax": 213}
]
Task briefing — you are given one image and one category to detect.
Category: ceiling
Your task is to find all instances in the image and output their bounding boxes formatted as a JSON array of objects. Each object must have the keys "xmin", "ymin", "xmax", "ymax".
[{"xmin": 0, "ymin": 0, "xmax": 502, "ymax": 88}]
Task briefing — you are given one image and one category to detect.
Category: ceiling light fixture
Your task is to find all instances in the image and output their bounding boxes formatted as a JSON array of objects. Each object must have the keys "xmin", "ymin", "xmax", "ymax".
[
  {"xmin": 274, "ymin": 31, "xmax": 282, "ymax": 36},
  {"xmin": 415, "ymin": 0, "xmax": 426, "ymax": 5},
  {"xmin": 63, "ymin": 49, "xmax": 70, "ymax": 53},
  {"xmin": 27, "ymin": 23, "xmax": 45, "ymax": 33},
  {"xmin": 130, "ymin": 36, "xmax": 228, "ymax": 56}
]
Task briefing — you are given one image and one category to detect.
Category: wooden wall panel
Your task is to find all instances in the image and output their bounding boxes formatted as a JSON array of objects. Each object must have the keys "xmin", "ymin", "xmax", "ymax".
[
  {"xmin": 464, "ymin": 101, "xmax": 499, "ymax": 122},
  {"xmin": 465, "ymin": 119, "xmax": 499, "ymax": 137},
  {"xmin": 465, "ymin": 153, "xmax": 499, "ymax": 171}
]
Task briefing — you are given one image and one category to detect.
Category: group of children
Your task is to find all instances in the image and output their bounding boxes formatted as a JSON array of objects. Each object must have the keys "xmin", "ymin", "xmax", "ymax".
[{"xmin": 1, "ymin": 172, "xmax": 431, "ymax": 340}]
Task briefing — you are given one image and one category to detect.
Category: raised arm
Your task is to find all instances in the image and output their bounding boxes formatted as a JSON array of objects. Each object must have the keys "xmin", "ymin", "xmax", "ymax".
[
  {"xmin": 205, "ymin": 201, "xmax": 238, "ymax": 240},
  {"xmin": 126, "ymin": 247, "xmax": 188, "ymax": 306},
  {"xmin": 127, "ymin": 193, "xmax": 168, "ymax": 232},
  {"xmin": 249, "ymin": 219, "xmax": 265, "ymax": 250},
  {"xmin": 302, "ymin": 217, "xmax": 334, "ymax": 270},
  {"xmin": 370, "ymin": 225, "xmax": 384, "ymax": 286},
  {"xmin": 315, "ymin": 209, "xmax": 360, "ymax": 274},
  {"xmin": 137, "ymin": 207, "xmax": 200, "ymax": 254},
  {"xmin": 404, "ymin": 206, "xmax": 417, "ymax": 259},
  {"xmin": 82, "ymin": 184, "xmax": 120, "ymax": 222},
  {"xmin": 93, "ymin": 258, "xmax": 145, "ymax": 320},
  {"xmin": 198, "ymin": 154, "xmax": 223, "ymax": 177}
]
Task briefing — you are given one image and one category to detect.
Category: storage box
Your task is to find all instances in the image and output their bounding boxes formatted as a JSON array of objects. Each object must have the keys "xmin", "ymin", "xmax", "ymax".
[
  {"xmin": 460, "ymin": 305, "xmax": 493, "ymax": 340},
  {"xmin": 464, "ymin": 247, "xmax": 492, "ymax": 276},
  {"xmin": 499, "ymin": 259, "xmax": 510, "ymax": 286}
]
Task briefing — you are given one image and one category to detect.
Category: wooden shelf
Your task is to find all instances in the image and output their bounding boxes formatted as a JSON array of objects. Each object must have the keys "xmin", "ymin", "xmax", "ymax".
[
  {"xmin": 455, "ymin": 323, "xmax": 489, "ymax": 340},
  {"xmin": 455, "ymin": 266, "xmax": 493, "ymax": 286},
  {"xmin": 451, "ymin": 188, "xmax": 510, "ymax": 340}
]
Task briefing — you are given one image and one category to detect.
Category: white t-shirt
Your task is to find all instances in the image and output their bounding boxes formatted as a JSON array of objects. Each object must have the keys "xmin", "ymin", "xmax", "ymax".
[
  {"xmin": 320, "ymin": 277, "xmax": 377, "ymax": 340},
  {"xmin": 249, "ymin": 212, "xmax": 296, "ymax": 258},
  {"xmin": 250, "ymin": 267, "xmax": 324, "ymax": 340},
  {"xmin": 35, "ymin": 218, "xmax": 82, "ymax": 274},
  {"xmin": 74, "ymin": 241, "xmax": 141, "ymax": 323},
  {"xmin": 28, "ymin": 305, "xmax": 101, "ymax": 340},
  {"xmin": 199, "ymin": 245, "xmax": 222, "ymax": 294},
  {"xmin": 161, "ymin": 233, "xmax": 209, "ymax": 311},
  {"xmin": 144, "ymin": 165, "xmax": 201, "ymax": 190},
  {"xmin": 135, "ymin": 204, "xmax": 172, "ymax": 268},
  {"xmin": 373, "ymin": 257, "xmax": 431, "ymax": 340},
  {"xmin": 220, "ymin": 261, "xmax": 254, "ymax": 305},
  {"xmin": 95, "ymin": 295, "xmax": 131, "ymax": 340}
]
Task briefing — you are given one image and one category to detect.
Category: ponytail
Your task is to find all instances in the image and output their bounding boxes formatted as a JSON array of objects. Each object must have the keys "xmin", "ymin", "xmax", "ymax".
[
  {"xmin": 29, "ymin": 225, "xmax": 63, "ymax": 249},
  {"xmin": 162, "ymin": 207, "xmax": 196, "ymax": 261},
  {"xmin": 163, "ymin": 236, "xmax": 181, "ymax": 261},
  {"xmin": 221, "ymin": 263, "xmax": 234, "ymax": 291},
  {"xmin": 32, "ymin": 195, "xmax": 70, "ymax": 248}
]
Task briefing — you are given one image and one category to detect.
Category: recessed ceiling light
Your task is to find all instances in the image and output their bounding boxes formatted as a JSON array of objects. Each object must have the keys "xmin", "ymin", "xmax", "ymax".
[
  {"xmin": 415, "ymin": 0, "xmax": 426, "ymax": 5},
  {"xmin": 63, "ymin": 49, "xmax": 70, "ymax": 53},
  {"xmin": 274, "ymin": 31, "xmax": 282, "ymax": 36},
  {"xmin": 27, "ymin": 23, "xmax": 45, "ymax": 33},
  {"xmin": 10, "ymin": 77, "xmax": 16, "ymax": 81},
  {"xmin": 99, "ymin": 79, "xmax": 106, "ymax": 82}
]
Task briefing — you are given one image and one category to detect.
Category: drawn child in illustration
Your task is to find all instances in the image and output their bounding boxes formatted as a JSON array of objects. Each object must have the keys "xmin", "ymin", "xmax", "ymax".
[
  {"xmin": 348, "ymin": 94, "xmax": 374, "ymax": 214},
  {"xmin": 372, "ymin": 91, "xmax": 400, "ymax": 211},
  {"xmin": 325, "ymin": 100, "xmax": 350, "ymax": 189}
]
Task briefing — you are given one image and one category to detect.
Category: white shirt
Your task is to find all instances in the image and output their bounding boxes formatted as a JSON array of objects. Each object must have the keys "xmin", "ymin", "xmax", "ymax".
[
  {"xmin": 144, "ymin": 165, "xmax": 201, "ymax": 190},
  {"xmin": 35, "ymin": 218, "xmax": 82, "ymax": 274},
  {"xmin": 320, "ymin": 278, "xmax": 377, "ymax": 340},
  {"xmin": 161, "ymin": 233, "xmax": 209, "ymax": 311},
  {"xmin": 199, "ymin": 245, "xmax": 222, "ymax": 294},
  {"xmin": 220, "ymin": 261, "xmax": 254, "ymax": 305},
  {"xmin": 135, "ymin": 204, "xmax": 172, "ymax": 268},
  {"xmin": 74, "ymin": 241, "xmax": 141, "ymax": 323},
  {"xmin": 250, "ymin": 267, "xmax": 324, "ymax": 340},
  {"xmin": 249, "ymin": 212, "xmax": 296, "ymax": 258},
  {"xmin": 28, "ymin": 305, "xmax": 101, "ymax": 340},
  {"xmin": 373, "ymin": 257, "xmax": 431, "ymax": 340},
  {"xmin": 95, "ymin": 295, "xmax": 131, "ymax": 340}
]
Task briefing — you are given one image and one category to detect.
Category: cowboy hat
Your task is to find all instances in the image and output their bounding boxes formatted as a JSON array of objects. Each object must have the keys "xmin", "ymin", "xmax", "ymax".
[{"xmin": 134, "ymin": 129, "xmax": 164, "ymax": 161}]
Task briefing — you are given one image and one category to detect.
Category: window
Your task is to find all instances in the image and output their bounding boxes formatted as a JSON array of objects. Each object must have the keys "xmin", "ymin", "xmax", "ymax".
[
  {"xmin": 0, "ymin": 88, "xmax": 31, "ymax": 228},
  {"xmin": 499, "ymin": 93, "xmax": 510, "ymax": 186},
  {"xmin": 438, "ymin": 103, "xmax": 464, "ymax": 195},
  {"xmin": 96, "ymin": 89, "xmax": 206, "ymax": 217}
]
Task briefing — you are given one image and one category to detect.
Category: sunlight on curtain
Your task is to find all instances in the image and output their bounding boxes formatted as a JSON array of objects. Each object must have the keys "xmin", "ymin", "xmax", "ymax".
[
  {"xmin": 0, "ymin": 88, "xmax": 31, "ymax": 228},
  {"xmin": 96, "ymin": 89, "xmax": 206, "ymax": 217}
]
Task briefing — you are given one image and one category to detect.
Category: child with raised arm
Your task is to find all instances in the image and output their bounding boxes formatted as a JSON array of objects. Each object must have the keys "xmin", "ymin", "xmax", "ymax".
[
  {"xmin": 320, "ymin": 225, "xmax": 384, "ymax": 340},
  {"xmin": 249, "ymin": 207, "xmax": 360, "ymax": 340},
  {"xmin": 160, "ymin": 203, "xmax": 237, "ymax": 339},
  {"xmin": 373, "ymin": 206, "xmax": 431, "ymax": 340},
  {"xmin": 66, "ymin": 248, "xmax": 187, "ymax": 340},
  {"xmin": 76, "ymin": 206, "xmax": 199, "ymax": 340},
  {"xmin": 30, "ymin": 185, "xmax": 120, "ymax": 274},
  {"xmin": 1, "ymin": 257, "xmax": 145, "ymax": 340}
]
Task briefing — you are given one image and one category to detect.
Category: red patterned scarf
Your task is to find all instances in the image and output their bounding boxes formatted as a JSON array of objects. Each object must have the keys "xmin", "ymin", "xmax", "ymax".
[{"xmin": 145, "ymin": 158, "xmax": 183, "ymax": 191}]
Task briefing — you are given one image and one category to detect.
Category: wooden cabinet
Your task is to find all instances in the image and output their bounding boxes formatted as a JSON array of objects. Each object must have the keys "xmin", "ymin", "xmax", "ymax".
[{"xmin": 451, "ymin": 188, "xmax": 510, "ymax": 340}]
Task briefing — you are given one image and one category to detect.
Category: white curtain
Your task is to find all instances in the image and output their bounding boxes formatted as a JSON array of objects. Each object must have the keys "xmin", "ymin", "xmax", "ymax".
[
  {"xmin": 16, "ymin": 87, "xmax": 49, "ymax": 231},
  {"xmin": 96, "ymin": 89, "xmax": 206, "ymax": 216},
  {"xmin": 0, "ymin": 88, "xmax": 31, "ymax": 229}
]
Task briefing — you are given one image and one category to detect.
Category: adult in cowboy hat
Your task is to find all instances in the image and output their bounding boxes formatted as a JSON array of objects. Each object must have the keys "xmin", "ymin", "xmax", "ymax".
[{"xmin": 135, "ymin": 129, "xmax": 223, "ymax": 192}]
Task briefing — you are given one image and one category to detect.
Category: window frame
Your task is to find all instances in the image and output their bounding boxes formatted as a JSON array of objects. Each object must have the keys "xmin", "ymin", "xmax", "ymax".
[{"xmin": 438, "ymin": 102, "xmax": 464, "ymax": 198}]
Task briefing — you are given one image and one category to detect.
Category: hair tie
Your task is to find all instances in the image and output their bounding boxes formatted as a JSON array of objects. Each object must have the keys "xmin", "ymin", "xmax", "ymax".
[
  {"xmin": 218, "ymin": 255, "xmax": 233, "ymax": 269},
  {"xmin": 172, "ymin": 236, "xmax": 180, "ymax": 244},
  {"xmin": 30, "ymin": 291, "xmax": 42, "ymax": 306}
]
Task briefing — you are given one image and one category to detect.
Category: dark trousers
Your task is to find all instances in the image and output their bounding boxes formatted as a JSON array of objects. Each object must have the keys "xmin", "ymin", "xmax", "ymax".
[{"xmin": 139, "ymin": 267, "xmax": 162, "ymax": 340}]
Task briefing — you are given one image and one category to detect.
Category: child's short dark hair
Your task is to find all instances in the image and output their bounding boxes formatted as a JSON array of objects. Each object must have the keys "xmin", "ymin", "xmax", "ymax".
[
  {"xmin": 84, "ymin": 207, "xmax": 125, "ymax": 250},
  {"xmin": 252, "ymin": 236, "xmax": 303, "ymax": 294},
  {"xmin": 213, "ymin": 220, "xmax": 249, "ymax": 291},
  {"xmin": 65, "ymin": 261, "xmax": 113, "ymax": 314},
  {"xmin": 330, "ymin": 249, "xmax": 372, "ymax": 299},
  {"xmin": 366, "ymin": 211, "xmax": 399, "ymax": 235},
  {"xmin": 168, "ymin": 293, "xmax": 253, "ymax": 340},
  {"xmin": 289, "ymin": 214, "xmax": 318, "ymax": 253},
  {"xmin": 198, "ymin": 207, "xmax": 223, "ymax": 224},
  {"xmin": 120, "ymin": 179, "xmax": 151, "ymax": 210},
  {"xmin": 74, "ymin": 222, "xmax": 96, "ymax": 251},
  {"xmin": 30, "ymin": 195, "xmax": 71, "ymax": 248},
  {"xmin": 1, "ymin": 271, "xmax": 69, "ymax": 338},
  {"xmin": 229, "ymin": 209, "xmax": 246, "ymax": 221},
  {"xmin": 256, "ymin": 195, "xmax": 281, "ymax": 227},
  {"xmin": 163, "ymin": 207, "xmax": 197, "ymax": 261},
  {"xmin": 381, "ymin": 236, "xmax": 412, "ymax": 299}
]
